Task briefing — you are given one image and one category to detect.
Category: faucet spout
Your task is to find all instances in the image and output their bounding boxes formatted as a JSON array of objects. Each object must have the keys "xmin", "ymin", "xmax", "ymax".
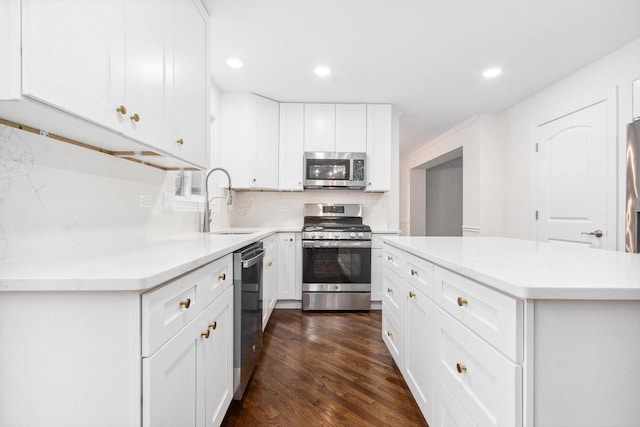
[{"xmin": 203, "ymin": 167, "xmax": 232, "ymax": 233}]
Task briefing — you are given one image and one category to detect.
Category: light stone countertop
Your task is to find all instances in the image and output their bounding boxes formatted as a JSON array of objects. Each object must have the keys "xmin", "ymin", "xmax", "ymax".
[
  {"xmin": 0, "ymin": 229, "xmax": 279, "ymax": 292},
  {"xmin": 382, "ymin": 236, "xmax": 640, "ymax": 300}
]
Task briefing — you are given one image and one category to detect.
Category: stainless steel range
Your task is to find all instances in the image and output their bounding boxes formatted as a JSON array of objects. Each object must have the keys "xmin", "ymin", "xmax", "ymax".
[{"xmin": 302, "ymin": 203, "xmax": 372, "ymax": 311}]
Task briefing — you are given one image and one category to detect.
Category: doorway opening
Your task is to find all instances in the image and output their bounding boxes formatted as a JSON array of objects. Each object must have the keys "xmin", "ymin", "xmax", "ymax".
[{"xmin": 409, "ymin": 148, "xmax": 463, "ymax": 236}]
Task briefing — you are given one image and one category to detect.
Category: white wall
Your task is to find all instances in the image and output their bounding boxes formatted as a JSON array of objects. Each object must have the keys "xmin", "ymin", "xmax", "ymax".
[
  {"xmin": 400, "ymin": 37, "xmax": 640, "ymax": 247},
  {"xmin": 0, "ymin": 124, "xmax": 199, "ymax": 261},
  {"xmin": 425, "ymin": 156, "xmax": 463, "ymax": 236}
]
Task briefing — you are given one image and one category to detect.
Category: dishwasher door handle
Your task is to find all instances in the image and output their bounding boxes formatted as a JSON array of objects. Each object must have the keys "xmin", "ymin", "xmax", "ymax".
[{"xmin": 242, "ymin": 249, "xmax": 265, "ymax": 268}]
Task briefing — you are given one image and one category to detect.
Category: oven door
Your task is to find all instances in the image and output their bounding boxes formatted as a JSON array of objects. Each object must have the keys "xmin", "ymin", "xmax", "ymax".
[{"xmin": 302, "ymin": 240, "xmax": 371, "ymax": 291}]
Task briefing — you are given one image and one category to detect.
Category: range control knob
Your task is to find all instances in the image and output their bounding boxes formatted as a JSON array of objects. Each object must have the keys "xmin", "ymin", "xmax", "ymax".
[
  {"xmin": 334, "ymin": 232, "xmax": 340, "ymax": 238},
  {"xmin": 319, "ymin": 233, "xmax": 325, "ymax": 238},
  {"xmin": 358, "ymin": 232, "xmax": 364, "ymax": 238},
  {"xmin": 350, "ymin": 232, "xmax": 356, "ymax": 238},
  {"xmin": 310, "ymin": 232, "xmax": 316, "ymax": 238}
]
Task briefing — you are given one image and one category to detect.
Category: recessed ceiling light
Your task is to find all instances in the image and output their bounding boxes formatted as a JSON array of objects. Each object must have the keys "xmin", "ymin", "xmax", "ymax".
[
  {"xmin": 226, "ymin": 58, "xmax": 244, "ymax": 69},
  {"xmin": 482, "ymin": 68, "xmax": 502, "ymax": 78},
  {"xmin": 314, "ymin": 66, "xmax": 331, "ymax": 77}
]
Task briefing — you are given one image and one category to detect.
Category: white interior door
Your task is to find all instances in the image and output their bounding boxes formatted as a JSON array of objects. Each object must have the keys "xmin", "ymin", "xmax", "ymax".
[{"xmin": 536, "ymin": 100, "xmax": 614, "ymax": 249}]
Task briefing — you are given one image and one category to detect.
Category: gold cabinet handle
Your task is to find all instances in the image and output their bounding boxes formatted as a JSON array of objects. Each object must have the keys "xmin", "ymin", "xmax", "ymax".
[
  {"xmin": 387, "ymin": 331, "xmax": 393, "ymax": 337},
  {"xmin": 209, "ymin": 321, "xmax": 217, "ymax": 330},
  {"xmin": 368, "ymin": 181, "xmax": 372, "ymax": 186},
  {"xmin": 116, "ymin": 105, "xmax": 127, "ymax": 115},
  {"xmin": 267, "ymin": 261, "xmax": 273, "ymax": 267},
  {"xmin": 457, "ymin": 297, "xmax": 468, "ymax": 307},
  {"xmin": 218, "ymin": 273, "xmax": 226, "ymax": 281},
  {"xmin": 176, "ymin": 138, "xmax": 184, "ymax": 145},
  {"xmin": 179, "ymin": 298, "xmax": 191, "ymax": 309},
  {"xmin": 409, "ymin": 291, "xmax": 416, "ymax": 298},
  {"xmin": 410, "ymin": 269, "xmax": 418, "ymax": 276},
  {"xmin": 252, "ymin": 178, "xmax": 257, "ymax": 183},
  {"xmin": 201, "ymin": 329, "xmax": 210, "ymax": 339},
  {"xmin": 456, "ymin": 363, "xmax": 467, "ymax": 374},
  {"xmin": 289, "ymin": 238, "xmax": 293, "ymax": 242},
  {"xmin": 130, "ymin": 113, "xmax": 140, "ymax": 122},
  {"xmin": 387, "ymin": 256, "xmax": 393, "ymax": 262},
  {"xmin": 387, "ymin": 287, "xmax": 393, "ymax": 293}
]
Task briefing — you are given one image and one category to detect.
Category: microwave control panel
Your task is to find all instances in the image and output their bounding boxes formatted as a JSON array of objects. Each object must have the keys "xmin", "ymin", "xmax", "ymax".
[{"xmin": 353, "ymin": 159, "xmax": 365, "ymax": 181}]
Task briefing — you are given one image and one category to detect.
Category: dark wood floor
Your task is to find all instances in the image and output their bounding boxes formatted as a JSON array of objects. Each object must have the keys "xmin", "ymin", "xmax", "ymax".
[{"xmin": 222, "ymin": 309, "xmax": 428, "ymax": 426}]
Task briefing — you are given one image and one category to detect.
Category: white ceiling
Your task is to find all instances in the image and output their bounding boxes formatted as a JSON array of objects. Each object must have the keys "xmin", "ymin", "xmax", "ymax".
[{"xmin": 204, "ymin": 0, "xmax": 640, "ymax": 155}]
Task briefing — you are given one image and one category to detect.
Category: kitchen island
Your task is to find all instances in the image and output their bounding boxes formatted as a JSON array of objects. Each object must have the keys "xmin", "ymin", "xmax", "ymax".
[
  {"xmin": 381, "ymin": 236, "xmax": 640, "ymax": 427},
  {"xmin": 0, "ymin": 230, "xmax": 277, "ymax": 427}
]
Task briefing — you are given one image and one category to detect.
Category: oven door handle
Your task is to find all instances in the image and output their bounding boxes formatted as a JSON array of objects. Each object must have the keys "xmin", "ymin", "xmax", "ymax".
[
  {"xmin": 242, "ymin": 249, "xmax": 265, "ymax": 268},
  {"xmin": 302, "ymin": 240, "xmax": 372, "ymax": 249}
]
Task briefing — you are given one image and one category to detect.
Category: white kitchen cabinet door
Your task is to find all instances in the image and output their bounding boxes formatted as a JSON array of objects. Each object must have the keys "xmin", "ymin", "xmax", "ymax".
[
  {"xmin": 122, "ymin": 0, "xmax": 169, "ymax": 147},
  {"xmin": 262, "ymin": 235, "xmax": 278, "ymax": 330},
  {"xmin": 405, "ymin": 285, "xmax": 434, "ymax": 421},
  {"xmin": 279, "ymin": 103, "xmax": 304, "ymax": 191},
  {"xmin": 304, "ymin": 104, "xmax": 335, "ymax": 152},
  {"xmin": 21, "ymin": 0, "xmax": 125, "ymax": 131},
  {"xmin": 277, "ymin": 233, "xmax": 301, "ymax": 300},
  {"xmin": 168, "ymin": 0, "xmax": 208, "ymax": 167},
  {"xmin": 253, "ymin": 96, "xmax": 280, "ymax": 189},
  {"xmin": 371, "ymin": 248, "xmax": 384, "ymax": 301},
  {"xmin": 143, "ymin": 304, "xmax": 203, "ymax": 427},
  {"xmin": 432, "ymin": 375, "xmax": 475, "ymax": 427},
  {"xmin": 335, "ymin": 104, "xmax": 367, "ymax": 152},
  {"xmin": 365, "ymin": 104, "xmax": 392, "ymax": 192},
  {"xmin": 203, "ymin": 287, "xmax": 233, "ymax": 427},
  {"xmin": 220, "ymin": 93, "xmax": 279, "ymax": 189}
]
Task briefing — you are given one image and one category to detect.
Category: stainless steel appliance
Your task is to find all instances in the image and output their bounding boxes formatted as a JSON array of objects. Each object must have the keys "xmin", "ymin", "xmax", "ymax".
[
  {"xmin": 233, "ymin": 241, "xmax": 264, "ymax": 399},
  {"xmin": 304, "ymin": 152, "xmax": 366, "ymax": 189},
  {"xmin": 626, "ymin": 119, "xmax": 640, "ymax": 252},
  {"xmin": 302, "ymin": 203, "xmax": 371, "ymax": 310}
]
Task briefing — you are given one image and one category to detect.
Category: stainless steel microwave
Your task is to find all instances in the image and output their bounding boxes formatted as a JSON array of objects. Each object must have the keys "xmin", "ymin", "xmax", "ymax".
[{"xmin": 304, "ymin": 152, "xmax": 366, "ymax": 189}]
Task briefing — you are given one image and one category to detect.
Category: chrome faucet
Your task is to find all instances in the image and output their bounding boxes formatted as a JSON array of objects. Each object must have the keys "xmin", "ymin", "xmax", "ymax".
[{"xmin": 203, "ymin": 167, "xmax": 232, "ymax": 232}]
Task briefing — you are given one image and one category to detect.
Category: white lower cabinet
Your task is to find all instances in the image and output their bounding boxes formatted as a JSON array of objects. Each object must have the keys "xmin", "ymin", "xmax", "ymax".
[
  {"xmin": 262, "ymin": 234, "xmax": 278, "ymax": 329},
  {"xmin": 405, "ymin": 285, "xmax": 434, "ymax": 421},
  {"xmin": 143, "ymin": 286, "xmax": 233, "ymax": 427},
  {"xmin": 382, "ymin": 243, "xmax": 523, "ymax": 427},
  {"xmin": 277, "ymin": 232, "xmax": 301, "ymax": 301}
]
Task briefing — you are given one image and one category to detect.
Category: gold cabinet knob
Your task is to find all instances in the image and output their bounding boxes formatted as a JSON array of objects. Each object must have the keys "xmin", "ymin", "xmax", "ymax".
[
  {"xmin": 209, "ymin": 321, "xmax": 217, "ymax": 330},
  {"xmin": 252, "ymin": 178, "xmax": 257, "ymax": 183},
  {"xmin": 298, "ymin": 181, "xmax": 301, "ymax": 185},
  {"xmin": 368, "ymin": 182, "xmax": 372, "ymax": 186},
  {"xmin": 116, "ymin": 105, "xmax": 127, "ymax": 115},
  {"xmin": 179, "ymin": 298, "xmax": 191, "ymax": 309},
  {"xmin": 201, "ymin": 329, "xmax": 210, "ymax": 339},
  {"xmin": 267, "ymin": 261, "xmax": 273, "ymax": 267},
  {"xmin": 218, "ymin": 273, "xmax": 226, "ymax": 281},
  {"xmin": 130, "ymin": 113, "xmax": 140, "ymax": 122},
  {"xmin": 176, "ymin": 138, "xmax": 184, "ymax": 145},
  {"xmin": 409, "ymin": 291, "xmax": 416, "ymax": 298},
  {"xmin": 457, "ymin": 297, "xmax": 468, "ymax": 307},
  {"xmin": 387, "ymin": 331, "xmax": 393, "ymax": 337},
  {"xmin": 289, "ymin": 238, "xmax": 293, "ymax": 242},
  {"xmin": 387, "ymin": 256, "xmax": 393, "ymax": 262},
  {"xmin": 456, "ymin": 363, "xmax": 467, "ymax": 373},
  {"xmin": 387, "ymin": 288, "xmax": 393, "ymax": 293},
  {"xmin": 410, "ymin": 269, "xmax": 418, "ymax": 276}
]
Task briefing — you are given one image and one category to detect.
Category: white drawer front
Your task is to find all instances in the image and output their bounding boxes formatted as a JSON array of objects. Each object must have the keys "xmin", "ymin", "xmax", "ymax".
[
  {"xmin": 435, "ymin": 266, "xmax": 523, "ymax": 362},
  {"xmin": 382, "ymin": 269, "xmax": 406, "ymax": 324},
  {"xmin": 382, "ymin": 244, "xmax": 404, "ymax": 276},
  {"xmin": 142, "ymin": 254, "xmax": 233, "ymax": 356},
  {"xmin": 261, "ymin": 234, "xmax": 277, "ymax": 253},
  {"xmin": 405, "ymin": 252, "xmax": 434, "ymax": 298},
  {"xmin": 434, "ymin": 307, "xmax": 522, "ymax": 427},
  {"xmin": 432, "ymin": 375, "xmax": 475, "ymax": 427},
  {"xmin": 382, "ymin": 304, "xmax": 404, "ymax": 371}
]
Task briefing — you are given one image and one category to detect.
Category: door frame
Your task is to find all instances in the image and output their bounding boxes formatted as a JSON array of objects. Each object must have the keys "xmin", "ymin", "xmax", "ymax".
[{"xmin": 530, "ymin": 88, "xmax": 618, "ymax": 250}]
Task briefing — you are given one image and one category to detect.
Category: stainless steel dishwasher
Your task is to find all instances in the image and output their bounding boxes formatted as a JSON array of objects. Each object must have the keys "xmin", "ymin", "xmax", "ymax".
[{"xmin": 233, "ymin": 241, "xmax": 265, "ymax": 400}]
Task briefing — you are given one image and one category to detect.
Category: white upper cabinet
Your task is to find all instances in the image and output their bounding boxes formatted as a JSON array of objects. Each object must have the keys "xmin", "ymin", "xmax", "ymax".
[
  {"xmin": 166, "ymin": 0, "xmax": 208, "ymax": 166},
  {"xmin": 220, "ymin": 93, "xmax": 279, "ymax": 189},
  {"xmin": 365, "ymin": 104, "xmax": 392, "ymax": 192},
  {"xmin": 335, "ymin": 104, "xmax": 367, "ymax": 152},
  {"xmin": 6, "ymin": 0, "xmax": 209, "ymax": 169},
  {"xmin": 279, "ymin": 103, "xmax": 304, "ymax": 191},
  {"xmin": 304, "ymin": 103, "xmax": 367, "ymax": 153},
  {"xmin": 21, "ymin": 0, "xmax": 125, "ymax": 130},
  {"xmin": 304, "ymin": 104, "xmax": 335, "ymax": 152}
]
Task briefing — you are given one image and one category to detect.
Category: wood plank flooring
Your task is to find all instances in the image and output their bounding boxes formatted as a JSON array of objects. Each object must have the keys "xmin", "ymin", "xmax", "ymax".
[{"xmin": 222, "ymin": 309, "xmax": 428, "ymax": 426}]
